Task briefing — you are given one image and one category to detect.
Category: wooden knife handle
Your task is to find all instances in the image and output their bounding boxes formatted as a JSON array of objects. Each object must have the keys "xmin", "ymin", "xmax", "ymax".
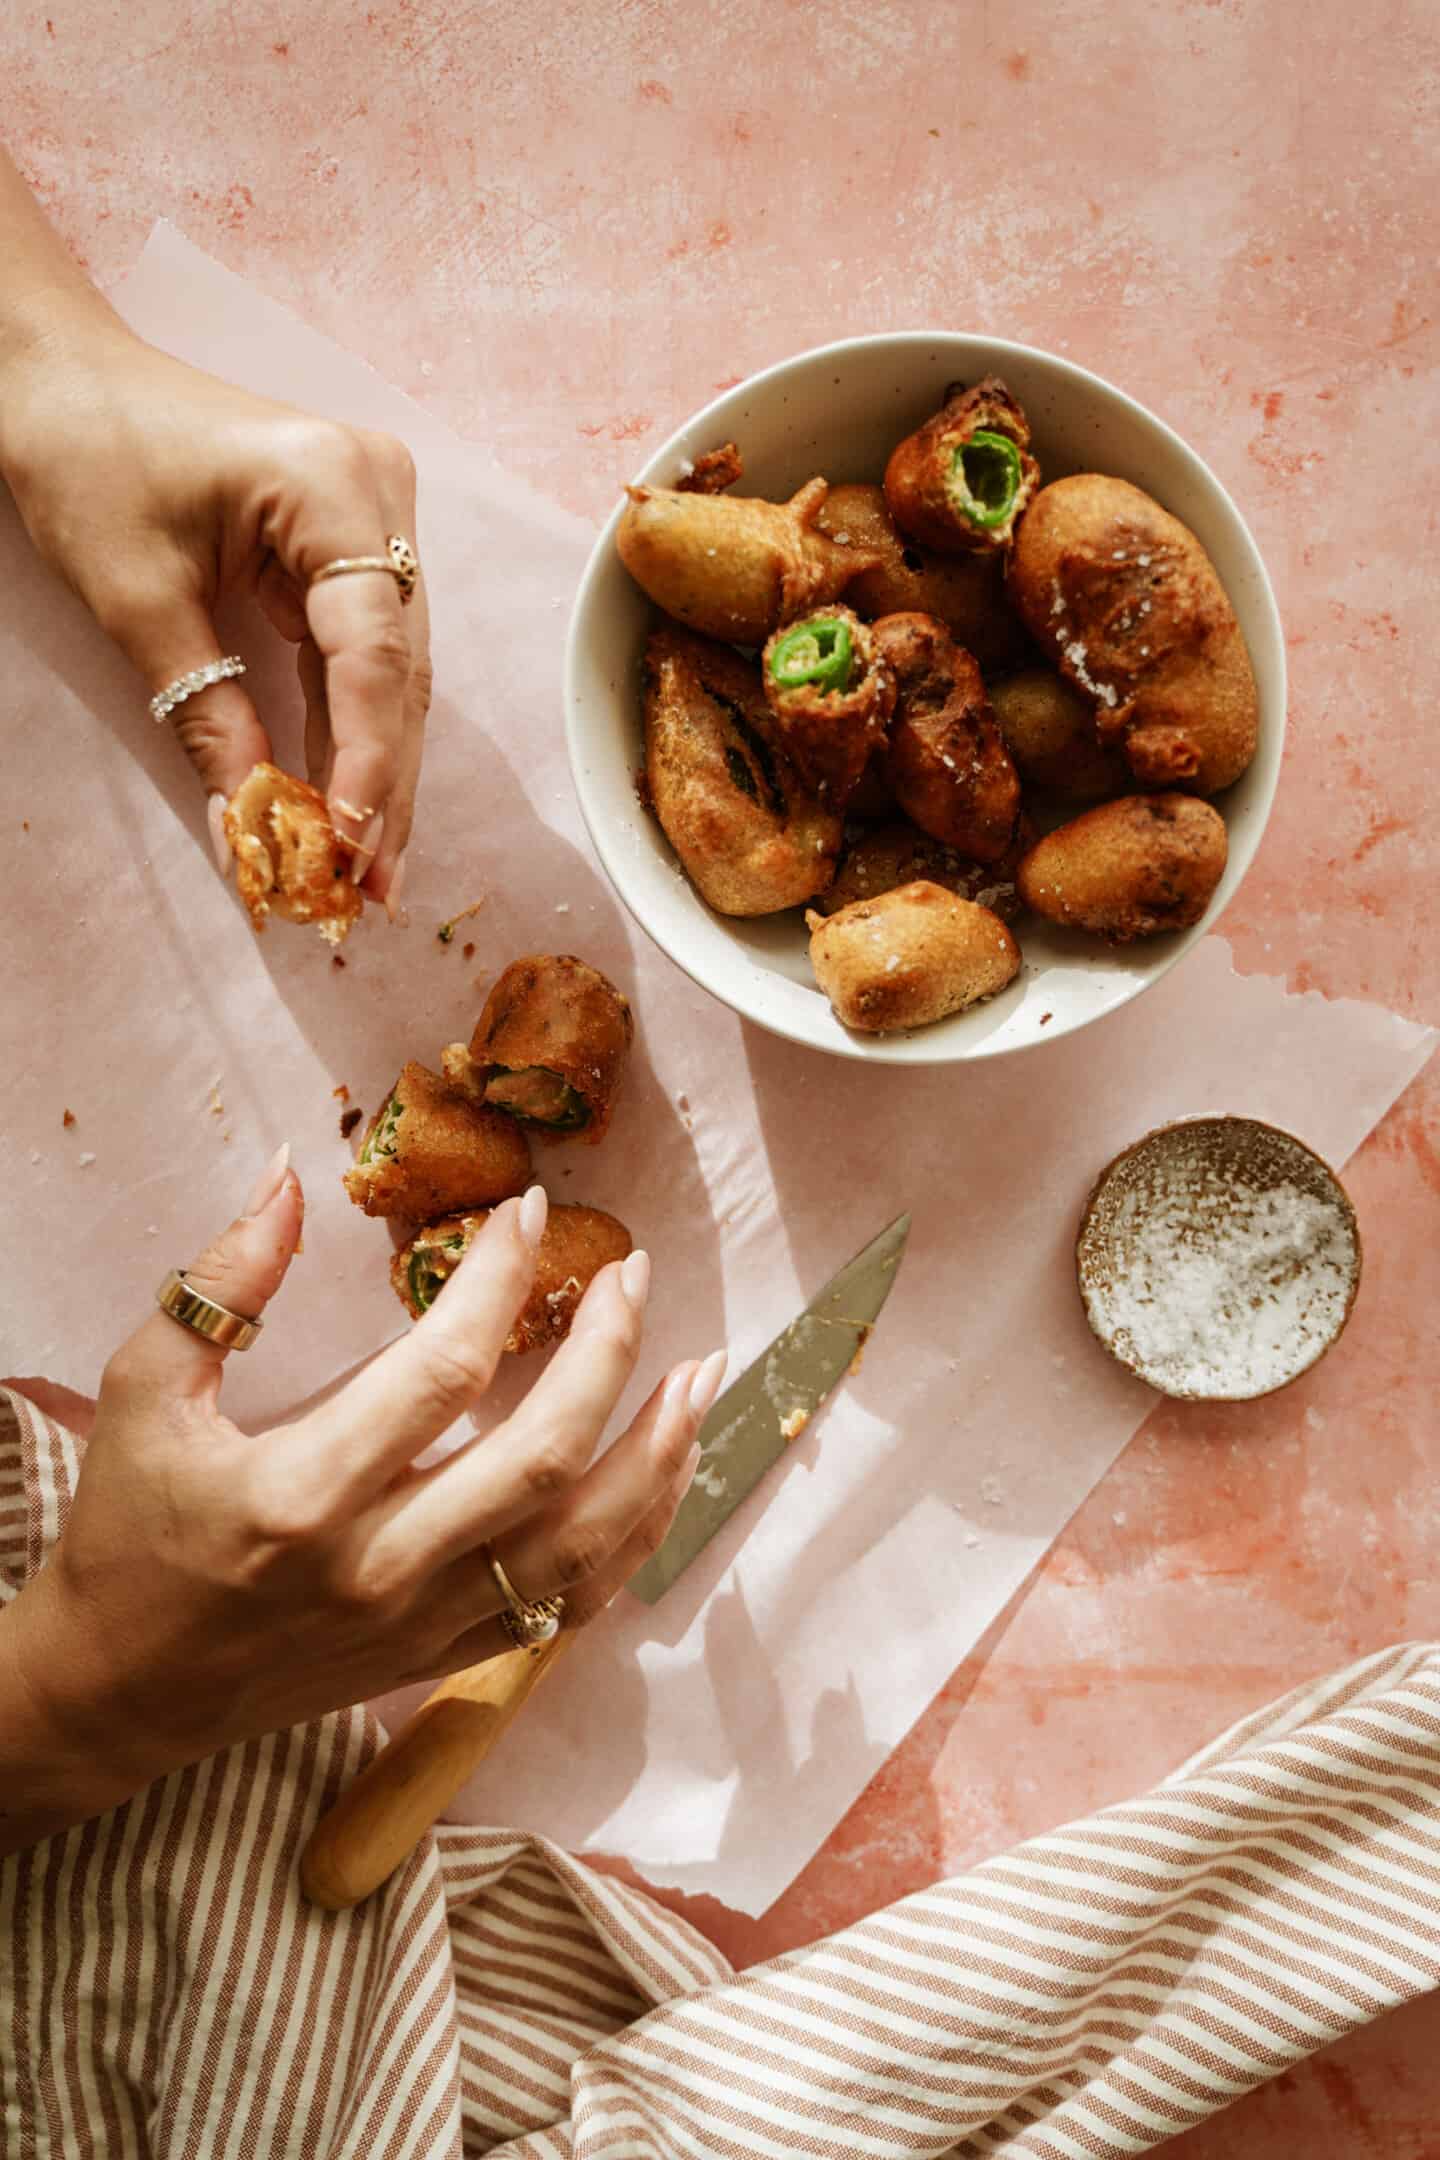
[{"xmin": 300, "ymin": 1631, "xmax": 576, "ymax": 1909}]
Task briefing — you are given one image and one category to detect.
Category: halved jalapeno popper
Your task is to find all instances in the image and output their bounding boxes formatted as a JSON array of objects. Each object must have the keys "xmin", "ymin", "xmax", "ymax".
[
  {"xmin": 616, "ymin": 476, "xmax": 882, "ymax": 645},
  {"xmin": 872, "ymin": 612, "xmax": 1021, "ymax": 863},
  {"xmin": 224, "ymin": 762, "xmax": 363, "ymax": 946},
  {"xmin": 884, "ymin": 377, "xmax": 1039, "ymax": 556},
  {"xmin": 642, "ymin": 624, "xmax": 842, "ymax": 915},
  {"xmin": 759, "ymin": 604, "xmax": 896, "ymax": 808},
  {"xmin": 392, "ymin": 1203, "xmax": 633, "ymax": 1350},
  {"xmin": 442, "ymin": 955, "xmax": 632, "ymax": 1146},
  {"xmin": 343, "ymin": 1059, "xmax": 532, "ymax": 1219}
]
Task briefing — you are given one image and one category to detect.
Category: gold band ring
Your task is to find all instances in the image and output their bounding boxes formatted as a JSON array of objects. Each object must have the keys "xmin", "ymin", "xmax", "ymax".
[
  {"xmin": 155, "ymin": 1269, "xmax": 263, "ymax": 1352},
  {"xmin": 310, "ymin": 534, "xmax": 419, "ymax": 606},
  {"xmin": 484, "ymin": 1546, "xmax": 564, "ymax": 1653}
]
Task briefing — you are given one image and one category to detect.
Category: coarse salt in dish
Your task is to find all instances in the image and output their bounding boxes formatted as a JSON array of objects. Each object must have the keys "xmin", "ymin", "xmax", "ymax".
[{"xmin": 1076, "ymin": 1117, "xmax": 1362, "ymax": 1401}]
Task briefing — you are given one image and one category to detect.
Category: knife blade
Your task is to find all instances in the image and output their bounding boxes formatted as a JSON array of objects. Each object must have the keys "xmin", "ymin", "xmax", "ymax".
[{"xmin": 626, "ymin": 1211, "xmax": 910, "ymax": 1605}]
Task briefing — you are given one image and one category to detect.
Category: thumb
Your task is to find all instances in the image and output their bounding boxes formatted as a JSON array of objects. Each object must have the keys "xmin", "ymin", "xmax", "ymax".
[{"xmin": 112, "ymin": 1145, "xmax": 304, "ymax": 1407}]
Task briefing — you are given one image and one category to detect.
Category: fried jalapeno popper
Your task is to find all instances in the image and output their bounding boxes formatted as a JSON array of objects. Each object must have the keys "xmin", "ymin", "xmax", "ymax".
[
  {"xmin": 343, "ymin": 1060, "xmax": 532, "ymax": 1218},
  {"xmin": 643, "ymin": 624, "xmax": 842, "ymax": 914},
  {"xmin": 1007, "ymin": 474, "xmax": 1259, "ymax": 795},
  {"xmin": 873, "ymin": 612, "xmax": 1021, "ymax": 863},
  {"xmin": 617, "ymin": 476, "xmax": 881, "ymax": 645},
  {"xmin": 989, "ymin": 668, "xmax": 1129, "ymax": 802},
  {"xmin": 759, "ymin": 603, "xmax": 896, "ymax": 805},
  {"xmin": 814, "ymin": 483, "xmax": 1027, "ymax": 673},
  {"xmin": 1017, "ymin": 793, "xmax": 1228, "ymax": 942},
  {"xmin": 884, "ymin": 378, "xmax": 1040, "ymax": 556},
  {"xmin": 807, "ymin": 880, "xmax": 1020, "ymax": 1034},
  {"xmin": 442, "ymin": 955, "xmax": 632, "ymax": 1145},
  {"xmin": 225, "ymin": 762, "xmax": 363, "ymax": 946},
  {"xmin": 392, "ymin": 1203, "xmax": 632, "ymax": 1349}
]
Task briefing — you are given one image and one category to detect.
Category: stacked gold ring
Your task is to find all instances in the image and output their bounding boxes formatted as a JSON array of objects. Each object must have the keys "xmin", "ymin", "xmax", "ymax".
[
  {"xmin": 485, "ymin": 1548, "xmax": 564, "ymax": 1654},
  {"xmin": 310, "ymin": 533, "xmax": 420, "ymax": 606}
]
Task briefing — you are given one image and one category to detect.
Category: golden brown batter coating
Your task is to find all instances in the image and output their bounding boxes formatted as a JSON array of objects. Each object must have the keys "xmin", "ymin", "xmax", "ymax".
[
  {"xmin": 676, "ymin": 441, "xmax": 744, "ymax": 494},
  {"xmin": 873, "ymin": 612, "xmax": 1021, "ymax": 863},
  {"xmin": 616, "ymin": 477, "xmax": 881, "ymax": 644},
  {"xmin": 642, "ymin": 625, "xmax": 842, "ymax": 915},
  {"xmin": 224, "ymin": 762, "xmax": 363, "ymax": 945},
  {"xmin": 343, "ymin": 1060, "xmax": 533, "ymax": 1219},
  {"xmin": 442, "ymin": 955, "xmax": 632, "ymax": 1146},
  {"xmin": 807, "ymin": 880, "xmax": 1020, "ymax": 1033},
  {"xmin": 1007, "ymin": 475, "xmax": 1259, "ymax": 795},
  {"xmin": 883, "ymin": 378, "xmax": 1040, "ymax": 556},
  {"xmin": 811, "ymin": 819, "xmax": 1025, "ymax": 922},
  {"xmin": 759, "ymin": 603, "xmax": 896, "ymax": 806},
  {"xmin": 391, "ymin": 1203, "xmax": 633, "ymax": 1350},
  {"xmin": 1017, "ymin": 793, "xmax": 1228, "ymax": 942},
  {"xmin": 989, "ymin": 667, "xmax": 1129, "ymax": 801},
  {"xmin": 812, "ymin": 484, "xmax": 1028, "ymax": 672}
]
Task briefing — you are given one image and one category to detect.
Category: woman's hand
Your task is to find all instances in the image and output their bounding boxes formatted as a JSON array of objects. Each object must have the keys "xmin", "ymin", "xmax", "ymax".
[
  {"xmin": 0, "ymin": 230, "xmax": 428, "ymax": 902},
  {"xmin": 0, "ymin": 1160, "xmax": 722, "ymax": 1851}
]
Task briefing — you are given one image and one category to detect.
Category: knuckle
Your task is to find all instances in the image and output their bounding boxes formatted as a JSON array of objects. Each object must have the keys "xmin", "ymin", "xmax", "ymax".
[
  {"xmin": 520, "ymin": 1441, "xmax": 575, "ymax": 1505},
  {"xmin": 377, "ymin": 434, "xmax": 418, "ymax": 493},
  {"xmin": 416, "ymin": 1333, "xmax": 497, "ymax": 1414},
  {"xmin": 309, "ymin": 419, "xmax": 369, "ymax": 489},
  {"xmin": 360, "ymin": 622, "xmax": 414, "ymax": 680},
  {"xmin": 244, "ymin": 1472, "xmax": 332, "ymax": 1552},
  {"xmin": 327, "ymin": 1548, "xmax": 406, "ymax": 1617},
  {"xmin": 549, "ymin": 1521, "xmax": 612, "ymax": 1588},
  {"xmin": 406, "ymin": 651, "xmax": 434, "ymax": 718}
]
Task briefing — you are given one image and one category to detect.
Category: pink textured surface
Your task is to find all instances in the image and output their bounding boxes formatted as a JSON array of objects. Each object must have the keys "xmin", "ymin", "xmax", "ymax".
[{"xmin": 6, "ymin": 0, "xmax": 1439, "ymax": 2147}]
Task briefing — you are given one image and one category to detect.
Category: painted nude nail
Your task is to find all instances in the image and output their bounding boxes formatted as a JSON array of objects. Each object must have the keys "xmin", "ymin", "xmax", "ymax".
[
  {"xmin": 242, "ymin": 1142, "xmax": 291, "ymax": 1218},
  {"xmin": 207, "ymin": 793, "xmax": 232, "ymax": 879},
  {"xmin": 383, "ymin": 849, "xmax": 408, "ymax": 920},
  {"xmin": 620, "ymin": 1250, "xmax": 651, "ymax": 1311},
  {"xmin": 518, "ymin": 1184, "xmax": 549, "ymax": 1249},
  {"xmin": 688, "ymin": 1348, "xmax": 728, "ymax": 1422}
]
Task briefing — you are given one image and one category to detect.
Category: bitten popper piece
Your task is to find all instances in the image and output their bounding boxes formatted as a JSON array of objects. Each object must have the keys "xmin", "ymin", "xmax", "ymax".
[
  {"xmin": 1007, "ymin": 474, "xmax": 1260, "ymax": 795},
  {"xmin": 343, "ymin": 1061, "xmax": 532, "ymax": 1218},
  {"xmin": 990, "ymin": 667, "xmax": 1129, "ymax": 801},
  {"xmin": 1017, "ymin": 793, "xmax": 1228, "ymax": 942},
  {"xmin": 392, "ymin": 1203, "xmax": 633, "ymax": 1349},
  {"xmin": 224, "ymin": 762, "xmax": 363, "ymax": 945},
  {"xmin": 812, "ymin": 818, "xmax": 1026, "ymax": 922},
  {"xmin": 874, "ymin": 612, "xmax": 1021, "ymax": 863},
  {"xmin": 884, "ymin": 378, "xmax": 1040, "ymax": 556},
  {"xmin": 642, "ymin": 625, "xmax": 842, "ymax": 915},
  {"xmin": 616, "ymin": 476, "xmax": 881, "ymax": 644},
  {"xmin": 814, "ymin": 483, "xmax": 1028, "ymax": 673},
  {"xmin": 807, "ymin": 880, "xmax": 1020, "ymax": 1034},
  {"xmin": 760, "ymin": 604, "xmax": 896, "ymax": 805},
  {"xmin": 442, "ymin": 955, "xmax": 632, "ymax": 1146}
]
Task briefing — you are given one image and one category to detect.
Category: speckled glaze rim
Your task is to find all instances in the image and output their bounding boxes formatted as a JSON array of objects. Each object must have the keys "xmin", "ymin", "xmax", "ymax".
[{"xmin": 1075, "ymin": 1114, "xmax": 1363, "ymax": 1403}]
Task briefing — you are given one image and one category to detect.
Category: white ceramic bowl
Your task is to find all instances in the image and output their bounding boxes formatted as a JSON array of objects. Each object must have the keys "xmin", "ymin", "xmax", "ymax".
[{"xmin": 564, "ymin": 333, "xmax": 1285, "ymax": 1064}]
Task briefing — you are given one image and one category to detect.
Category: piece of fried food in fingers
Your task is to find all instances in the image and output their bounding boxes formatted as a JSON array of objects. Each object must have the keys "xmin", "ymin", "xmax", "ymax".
[
  {"xmin": 344, "ymin": 1060, "xmax": 532, "ymax": 1218},
  {"xmin": 392, "ymin": 1203, "xmax": 633, "ymax": 1349},
  {"xmin": 1007, "ymin": 474, "xmax": 1259, "ymax": 795},
  {"xmin": 442, "ymin": 955, "xmax": 632, "ymax": 1146},
  {"xmin": 1017, "ymin": 793, "xmax": 1228, "ymax": 942},
  {"xmin": 873, "ymin": 611, "xmax": 1021, "ymax": 862},
  {"xmin": 224, "ymin": 762, "xmax": 364, "ymax": 945},
  {"xmin": 759, "ymin": 603, "xmax": 896, "ymax": 806},
  {"xmin": 617, "ymin": 476, "xmax": 881, "ymax": 644},
  {"xmin": 814, "ymin": 482, "xmax": 1028, "ymax": 672},
  {"xmin": 990, "ymin": 666, "xmax": 1130, "ymax": 801},
  {"xmin": 811, "ymin": 817, "xmax": 1027, "ymax": 921},
  {"xmin": 883, "ymin": 377, "xmax": 1040, "ymax": 556},
  {"xmin": 642, "ymin": 625, "xmax": 842, "ymax": 915},
  {"xmin": 807, "ymin": 879, "xmax": 1020, "ymax": 1033}
]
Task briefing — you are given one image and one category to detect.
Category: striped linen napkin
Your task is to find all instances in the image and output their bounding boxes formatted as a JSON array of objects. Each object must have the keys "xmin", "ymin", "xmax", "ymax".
[{"xmin": 3, "ymin": 1384, "xmax": 1435, "ymax": 2158}]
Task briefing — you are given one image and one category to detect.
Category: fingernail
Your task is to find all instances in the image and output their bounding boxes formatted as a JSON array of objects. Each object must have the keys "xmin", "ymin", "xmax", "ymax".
[
  {"xmin": 383, "ymin": 849, "xmax": 408, "ymax": 920},
  {"xmin": 242, "ymin": 1141, "xmax": 291, "ymax": 1217},
  {"xmin": 519, "ymin": 1184, "xmax": 548, "ymax": 1249},
  {"xmin": 688, "ymin": 1348, "xmax": 728, "ymax": 1422},
  {"xmin": 207, "ymin": 793, "xmax": 232, "ymax": 879},
  {"xmin": 346, "ymin": 811, "xmax": 385, "ymax": 885},
  {"xmin": 620, "ymin": 1249, "xmax": 651, "ymax": 1310}
]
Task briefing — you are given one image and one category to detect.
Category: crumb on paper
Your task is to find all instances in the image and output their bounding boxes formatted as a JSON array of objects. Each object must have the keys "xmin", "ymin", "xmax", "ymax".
[
  {"xmin": 332, "ymin": 953, "xmax": 347, "ymax": 970},
  {"xmin": 1112, "ymin": 1510, "xmax": 1128, "ymax": 1527},
  {"xmin": 29, "ymin": 1149, "xmax": 40, "ymax": 1165},
  {"xmin": 462, "ymin": 941, "xmax": 475, "ymax": 961},
  {"xmin": 208, "ymin": 1086, "xmax": 224, "ymax": 1118},
  {"xmin": 22, "ymin": 819, "xmax": 29, "ymax": 832},
  {"xmin": 340, "ymin": 1105, "xmax": 363, "ymax": 1139},
  {"xmin": 78, "ymin": 1151, "xmax": 96, "ymax": 1168},
  {"xmin": 848, "ymin": 1325, "xmax": 872, "ymax": 1377},
  {"xmin": 333, "ymin": 1083, "xmax": 351, "ymax": 1103},
  {"xmin": 438, "ymin": 896, "xmax": 486, "ymax": 944},
  {"xmin": 676, "ymin": 1092, "xmax": 690, "ymax": 1112},
  {"xmin": 980, "ymin": 1474, "xmax": 1005, "ymax": 1508},
  {"xmin": 145, "ymin": 1224, "xmax": 158, "ymax": 1237},
  {"xmin": 62, "ymin": 1108, "xmax": 76, "ymax": 1128},
  {"xmin": 780, "ymin": 1407, "xmax": 809, "ymax": 1442}
]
